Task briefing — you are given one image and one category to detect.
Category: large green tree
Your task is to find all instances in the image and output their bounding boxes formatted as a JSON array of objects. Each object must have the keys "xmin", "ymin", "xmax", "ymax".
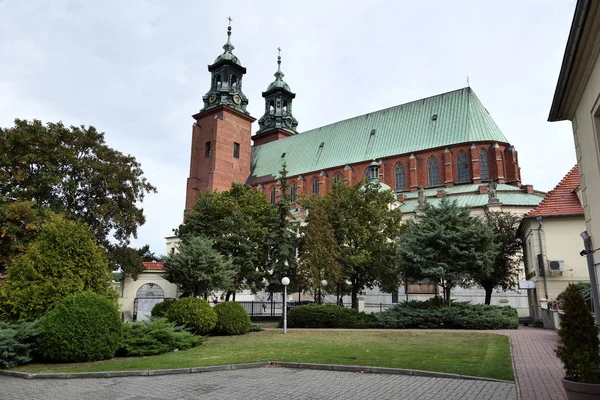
[
  {"xmin": 472, "ymin": 211, "xmax": 523, "ymax": 305},
  {"xmin": 0, "ymin": 214, "xmax": 117, "ymax": 322},
  {"xmin": 162, "ymin": 236, "xmax": 236, "ymax": 298},
  {"xmin": 0, "ymin": 119, "xmax": 156, "ymax": 247},
  {"xmin": 300, "ymin": 181, "xmax": 403, "ymax": 309},
  {"xmin": 176, "ymin": 183, "xmax": 277, "ymax": 299},
  {"xmin": 264, "ymin": 163, "xmax": 299, "ymax": 294},
  {"xmin": 397, "ymin": 197, "xmax": 497, "ymax": 306}
]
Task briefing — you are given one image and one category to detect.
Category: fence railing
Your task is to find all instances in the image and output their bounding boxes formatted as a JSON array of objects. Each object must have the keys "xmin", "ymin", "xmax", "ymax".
[{"xmin": 236, "ymin": 301, "xmax": 284, "ymax": 317}]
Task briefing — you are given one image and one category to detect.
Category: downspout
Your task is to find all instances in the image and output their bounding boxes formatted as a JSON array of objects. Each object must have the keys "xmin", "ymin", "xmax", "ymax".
[
  {"xmin": 536, "ymin": 216, "xmax": 549, "ymax": 301},
  {"xmin": 581, "ymin": 231, "xmax": 600, "ymax": 325}
]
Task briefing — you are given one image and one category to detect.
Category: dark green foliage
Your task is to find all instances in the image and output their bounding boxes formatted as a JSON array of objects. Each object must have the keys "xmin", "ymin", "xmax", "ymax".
[
  {"xmin": 556, "ymin": 283, "xmax": 600, "ymax": 383},
  {"xmin": 286, "ymin": 304, "xmax": 379, "ymax": 329},
  {"xmin": 162, "ymin": 236, "xmax": 236, "ymax": 298},
  {"xmin": 37, "ymin": 292, "xmax": 121, "ymax": 363},
  {"xmin": 213, "ymin": 301, "xmax": 252, "ymax": 335},
  {"xmin": 109, "ymin": 244, "xmax": 144, "ymax": 281},
  {"xmin": 0, "ymin": 215, "xmax": 117, "ymax": 322},
  {"xmin": 151, "ymin": 299, "xmax": 175, "ymax": 318},
  {"xmin": 167, "ymin": 298, "xmax": 217, "ymax": 334},
  {"xmin": 557, "ymin": 282, "xmax": 591, "ymax": 301},
  {"xmin": 177, "ymin": 183, "xmax": 277, "ymax": 298},
  {"xmin": 116, "ymin": 318, "xmax": 204, "ymax": 357},
  {"xmin": 0, "ymin": 320, "xmax": 40, "ymax": 368},
  {"xmin": 0, "ymin": 119, "xmax": 156, "ymax": 248},
  {"xmin": 397, "ymin": 197, "xmax": 497, "ymax": 306},
  {"xmin": 376, "ymin": 301, "xmax": 518, "ymax": 330},
  {"xmin": 248, "ymin": 324, "xmax": 263, "ymax": 332}
]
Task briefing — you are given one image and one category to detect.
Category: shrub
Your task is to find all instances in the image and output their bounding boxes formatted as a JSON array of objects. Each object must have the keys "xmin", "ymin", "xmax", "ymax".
[
  {"xmin": 116, "ymin": 318, "xmax": 204, "ymax": 357},
  {"xmin": 166, "ymin": 297, "xmax": 217, "ymax": 334},
  {"xmin": 376, "ymin": 301, "xmax": 518, "ymax": 330},
  {"xmin": 0, "ymin": 320, "xmax": 40, "ymax": 368},
  {"xmin": 556, "ymin": 283, "xmax": 600, "ymax": 383},
  {"xmin": 249, "ymin": 324, "xmax": 263, "ymax": 332},
  {"xmin": 37, "ymin": 292, "xmax": 121, "ymax": 363},
  {"xmin": 286, "ymin": 304, "xmax": 378, "ymax": 329},
  {"xmin": 151, "ymin": 299, "xmax": 175, "ymax": 319},
  {"xmin": 213, "ymin": 302, "xmax": 251, "ymax": 335}
]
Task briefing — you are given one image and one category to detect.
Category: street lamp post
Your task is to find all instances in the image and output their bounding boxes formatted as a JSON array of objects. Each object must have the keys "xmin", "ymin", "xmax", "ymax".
[{"xmin": 282, "ymin": 277, "xmax": 290, "ymax": 334}]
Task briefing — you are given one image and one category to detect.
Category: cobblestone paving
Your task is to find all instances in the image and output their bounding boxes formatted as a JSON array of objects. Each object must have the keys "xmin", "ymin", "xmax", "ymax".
[{"xmin": 0, "ymin": 368, "xmax": 516, "ymax": 400}]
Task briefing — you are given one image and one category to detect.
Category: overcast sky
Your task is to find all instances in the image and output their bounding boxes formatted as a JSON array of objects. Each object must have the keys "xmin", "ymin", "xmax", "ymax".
[{"xmin": 0, "ymin": 1, "xmax": 577, "ymax": 256}]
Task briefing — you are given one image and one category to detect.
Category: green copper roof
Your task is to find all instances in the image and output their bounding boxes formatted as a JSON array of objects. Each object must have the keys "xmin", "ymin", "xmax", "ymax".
[
  {"xmin": 250, "ymin": 87, "xmax": 509, "ymax": 180},
  {"xmin": 266, "ymin": 55, "xmax": 291, "ymax": 92},
  {"xmin": 214, "ymin": 26, "xmax": 242, "ymax": 66},
  {"xmin": 399, "ymin": 183, "xmax": 544, "ymax": 214}
]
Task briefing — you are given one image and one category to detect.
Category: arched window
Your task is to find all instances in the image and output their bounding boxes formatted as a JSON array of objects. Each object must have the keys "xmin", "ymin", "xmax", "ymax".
[
  {"xmin": 257, "ymin": 184, "xmax": 265, "ymax": 193},
  {"xmin": 136, "ymin": 283, "xmax": 164, "ymax": 299},
  {"xmin": 394, "ymin": 163, "xmax": 406, "ymax": 191},
  {"xmin": 428, "ymin": 156, "xmax": 440, "ymax": 186},
  {"xmin": 312, "ymin": 178, "xmax": 319, "ymax": 194},
  {"xmin": 215, "ymin": 74, "xmax": 222, "ymax": 90},
  {"xmin": 456, "ymin": 151, "xmax": 470, "ymax": 183},
  {"xmin": 270, "ymin": 186, "xmax": 276, "ymax": 204},
  {"xmin": 479, "ymin": 150, "xmax": 489, "ymax": 180},
  {"xmin": 283, "ymin": 101, "xmax": 288, "ymax": 115},
  {"xmin": 290, "ymin": 183, "xmax": 297, "ymax": 203},
  {"xmin": 364, "ymin": 168, "xmax": 370, "ymax": 180},
  {"xmin": 333, "ymin": 173, "xmax": 343, "ymax": 184},
  {"xmin": 269, "ymin": 100, "xmax": 275, "ymax": 116},
  {"xmin": 231, "ymin": 75, "xmax": 238, "ymax": 90}
]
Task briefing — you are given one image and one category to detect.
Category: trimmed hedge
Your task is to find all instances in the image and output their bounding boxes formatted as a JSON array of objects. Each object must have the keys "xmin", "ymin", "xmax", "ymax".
[
  {"xmin": 376, "ymin": 301, "xmax": 518, "ymax": 330},
  {"xmin": 0, "ymin": 320, "xmax": 40, "ymax": 368},
  {"xmin": 116, "ymin": 318, "xmax": 204, "ymax": 357},
  {"xmin": 37, "ymin": 292, "xmax": 122, "ymax": 363},
  {"xmin": 213, "ymin": 301, "xmax": 251, "ymax": 335},
  {"xmin": 151, "ymin": 299, "xmax": 175, "ymax": 319},
  {"xmin": 286, "ymin": 304, "xmax": 378, "ymax": 329},
  {"xmin": 167, "ymin": 297, "xmax": 217, "ymax": 334}
]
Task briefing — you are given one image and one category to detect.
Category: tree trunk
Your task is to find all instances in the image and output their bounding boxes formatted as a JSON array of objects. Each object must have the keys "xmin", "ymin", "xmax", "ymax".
[
  {"xmin": 444, "ymin": 286, "xmax": 451, "ymax": 307},
  {"xmin": 351, "ymin": 285, "xmax": 359, "ymax": 310},
  {"xmin": 483, "ymin": 285, "xmax": 493, "ymax": 305},
  {"xmin": 225, "ymin": 291, "xmax": 233, "ymax": 301}
]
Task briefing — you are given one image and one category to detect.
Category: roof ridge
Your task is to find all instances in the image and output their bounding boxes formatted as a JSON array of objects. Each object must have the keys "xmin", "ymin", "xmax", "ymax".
[{"xmin": 297, "ymin": 87, "xmax": 471, "ymax": 135}]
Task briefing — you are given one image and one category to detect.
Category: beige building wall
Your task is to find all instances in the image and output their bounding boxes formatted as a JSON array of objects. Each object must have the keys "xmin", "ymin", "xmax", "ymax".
[{"xmin": 119, "ymin": 271, "xmax": 178, "ymax": 322}]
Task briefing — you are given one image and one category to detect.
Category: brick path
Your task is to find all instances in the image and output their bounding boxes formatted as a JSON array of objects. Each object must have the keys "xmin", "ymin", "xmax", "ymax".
[{"xmin": 498, "ymin": 327, "xmax": 565, "ymax": 400}]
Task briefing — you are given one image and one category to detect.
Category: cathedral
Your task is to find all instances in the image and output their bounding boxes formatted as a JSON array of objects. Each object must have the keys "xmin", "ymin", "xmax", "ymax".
[{"xmin": 184, "ymin": 25, "xmax": 544, "ymax": 222}]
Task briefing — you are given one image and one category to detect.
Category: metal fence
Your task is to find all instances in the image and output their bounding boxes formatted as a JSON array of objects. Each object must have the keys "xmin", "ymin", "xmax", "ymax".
[{"xmin": 236, "ymin": 301, "xmax": 284, "ymax": 317}]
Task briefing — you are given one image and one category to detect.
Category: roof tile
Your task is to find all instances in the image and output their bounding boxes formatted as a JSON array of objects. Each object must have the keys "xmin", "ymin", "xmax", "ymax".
[
  {"xmin": 142, "ymin": 262, "xmax": 164, "ymax": 271},
  {"xmin": 525, "ymin": 165, "xmax": 583, "ymax": 217}
]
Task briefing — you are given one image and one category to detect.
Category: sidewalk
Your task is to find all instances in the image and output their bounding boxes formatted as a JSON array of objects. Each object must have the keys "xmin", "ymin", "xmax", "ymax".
[{"xmin": 498, "ymin": 327, "xmax": 565, "ymax": 400}]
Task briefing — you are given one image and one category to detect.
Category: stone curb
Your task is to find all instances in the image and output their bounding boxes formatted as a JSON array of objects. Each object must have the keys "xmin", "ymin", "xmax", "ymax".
[{"xmin": 0, "ymin": 361, "xmax": 512, "ymax": 383}]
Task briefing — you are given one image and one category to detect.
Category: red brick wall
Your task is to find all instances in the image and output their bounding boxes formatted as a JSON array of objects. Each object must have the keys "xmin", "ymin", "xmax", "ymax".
[
  {"xmin": 185, "ymin": 106, "xmax": 254, "ymax": 212},
  {"xmin": 252, "ymin": 129, "xmax": 294, "ymax": 147}
]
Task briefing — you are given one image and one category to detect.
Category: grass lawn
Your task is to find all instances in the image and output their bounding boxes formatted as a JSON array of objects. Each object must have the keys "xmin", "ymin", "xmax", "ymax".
[{"xmin": 11, "ymin": 330, "xmax": 513, "ymax": 381}]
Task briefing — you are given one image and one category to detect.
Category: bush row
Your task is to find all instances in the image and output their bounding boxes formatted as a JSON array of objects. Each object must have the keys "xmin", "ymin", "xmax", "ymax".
[
  {"xmin": 284, "ymin": 301, "xmax": 518, "ymax": 330},
  {"xmin": 1, "ymin": 294, "xmax": 254, "ymax": 368}
]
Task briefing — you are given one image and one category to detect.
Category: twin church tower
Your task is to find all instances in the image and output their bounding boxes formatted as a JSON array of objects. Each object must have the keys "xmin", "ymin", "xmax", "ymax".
[{"xmin": 185, "ymin": 24, "xmax": 297, "ymax": 212}]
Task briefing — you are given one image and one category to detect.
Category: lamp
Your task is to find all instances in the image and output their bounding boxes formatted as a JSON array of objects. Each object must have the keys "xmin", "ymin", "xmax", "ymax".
[{"xmin": 282, "ymin": 277, "xmax": 290, "ymax": 334}]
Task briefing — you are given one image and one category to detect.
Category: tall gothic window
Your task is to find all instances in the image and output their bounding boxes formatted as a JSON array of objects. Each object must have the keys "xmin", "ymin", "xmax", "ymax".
[
  {"xmin": 394, "ymin": 163, "xmax": 406, "ymax": 191},
  {"xmin": 333, "ymin": 174, "xmax": 343, "ymax": 184},
  {"xmin": 479, "ymin": 150, "xmax": 489, "ymax": 180},
  {"xmin": 428, "ymin": 156, "xmax": 440, "ymax": 186},
  {"xmin": 290, "ymin": 183, "xmax": 297, "ymax": 203},
  {"xmin": 312, "ymin": 178, "xmax": 319, "ymax": 194},
  {"xmin": 270, "ymin": 186, "xmax": 276, "ymax": 204},
  {"xmin": 456, "ymin": 151, "xmax": 470, "ymax": 183}
]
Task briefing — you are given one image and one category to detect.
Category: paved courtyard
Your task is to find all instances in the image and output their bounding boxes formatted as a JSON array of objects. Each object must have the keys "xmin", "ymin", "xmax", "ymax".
[{"xmin": 0, "ymin": 367, "xmax": 516, "ymax": 400}]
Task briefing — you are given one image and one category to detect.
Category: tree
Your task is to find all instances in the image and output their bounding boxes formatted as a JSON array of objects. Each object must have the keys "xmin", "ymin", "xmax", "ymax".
[
  {"xmin": 162, "ymin": 236, "xmax": 236, "ymax": 298},
  {"xmin": 108, "ymin": 244, "xmax": 144, "ymax": 280},
  {"xmin": 0, "ymin": 200, "xmax": 49, "ymax": 273},
  {"xmin": 300, "ymin": 181, "xmax": 403, "ymax": 309},
  {"xmin": 264, "ymin": 163, "xmax": 299, "ymax": 294},
  {"xmin": 0, "ymin": 214, "xmax": 117, "ymax": 322},
  {"xmin": 397, "ymin": 197, "xmax": 497, "ymax": 306},
  {"xmin": 298, "ymin": 203, "xmax": 341, "ymax": 304},
  {"xmin": 0, "ymin": 119, "xmax": 156, "ymax": 247},
  {"xmin": 176, "ymin": 183, "xmax": 277, "ymax": 299},
  {"xmin": 136, "ymin": 244, "xmax": 161, "ymax": 262},
  {"xmin": 472, "ymin": 211, "xmax": 523, "ymax": 305}
]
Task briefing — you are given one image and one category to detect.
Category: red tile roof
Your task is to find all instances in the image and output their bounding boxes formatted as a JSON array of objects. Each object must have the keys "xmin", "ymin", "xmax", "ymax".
[
  {"xmin": 142, "ymin": 262, "xmax": 164, "ymax": 271},
  {"xmin": 526, "ymin": 165, "xmax": 583, "ymax": 217}
]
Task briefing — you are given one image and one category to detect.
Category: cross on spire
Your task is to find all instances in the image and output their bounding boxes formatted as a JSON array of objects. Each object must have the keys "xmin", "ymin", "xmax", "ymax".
[
  {"xmin": 277, "ymin": 47, "xmax": 281, "ymax": 57},
  {"xmin": 227, "ymin": 16, "xmax": 233, "ymax": 27}
]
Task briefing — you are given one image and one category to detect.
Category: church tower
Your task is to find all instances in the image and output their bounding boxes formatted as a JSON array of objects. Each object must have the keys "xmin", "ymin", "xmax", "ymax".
[
  {"xmin": 185, "ymin": 22, "xmax": 255, "ymax": 213},
  {"xmin": 253, "ymin": 50, "xmax": 298, "ymax": 146}
]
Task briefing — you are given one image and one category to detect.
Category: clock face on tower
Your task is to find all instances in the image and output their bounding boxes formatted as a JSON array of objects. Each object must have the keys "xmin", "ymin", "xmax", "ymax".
[
  {"xmin": 233, "ymin": 94, "xmax": 241, "ymax": 105},
  {"xmin": 208, "ymin": 93, "xmax": 217, "ymax": 104}
]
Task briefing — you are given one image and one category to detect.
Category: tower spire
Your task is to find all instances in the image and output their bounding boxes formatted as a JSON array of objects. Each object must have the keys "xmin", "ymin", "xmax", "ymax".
[
  {"xmin": 274, "ymin": 47, "xmax": 284, "ymax": 81},
  {"xmin": 223, "ymin": 17, "xmax": 235, "ymax": 53}
]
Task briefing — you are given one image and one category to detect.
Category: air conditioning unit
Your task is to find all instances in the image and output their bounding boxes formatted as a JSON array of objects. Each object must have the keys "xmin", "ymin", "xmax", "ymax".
[{"xmin": 548, "ymin": 260, "xmax": 566, "ymax": 272}]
